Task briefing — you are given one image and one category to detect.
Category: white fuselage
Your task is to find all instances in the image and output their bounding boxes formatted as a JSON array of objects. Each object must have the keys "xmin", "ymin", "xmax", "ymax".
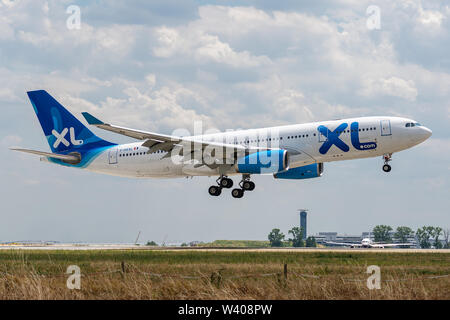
[{"xmin": 84, "ymin": 116, "xmax": 432, "ymax": 178}]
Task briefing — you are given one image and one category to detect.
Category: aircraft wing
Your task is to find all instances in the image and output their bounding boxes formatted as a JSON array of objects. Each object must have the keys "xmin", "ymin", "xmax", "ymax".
[
  {"xmin": 82, "ymin": 112, "xmax": 183, "ymax": 142},
  {"xmin": 325, "ymin": 241, "xmax": 362, "ymax": 247},
  {"xmin": 370, "ymin": 243, "xmax": 414, "ymax": 248},
  {"xmin": 82, "ymin": 112, "xmax": 265, "ymax": 168}
]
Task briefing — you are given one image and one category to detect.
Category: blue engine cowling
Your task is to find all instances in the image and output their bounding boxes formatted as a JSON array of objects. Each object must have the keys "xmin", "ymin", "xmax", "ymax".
[
  {"xmin": 273, "ymin": 163, "xmax": 323, "ymax": 179},
  {"xmin": 237, "ymin": 150, "xmax": 289, "ymax": 174}
]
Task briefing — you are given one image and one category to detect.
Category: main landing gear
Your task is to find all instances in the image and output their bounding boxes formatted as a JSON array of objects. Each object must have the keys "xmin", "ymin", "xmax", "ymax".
[
  {"xmin": 382, "ymin": 153, "xmax": 392, "ymax": 172},
  {"xmin": 208, "ymin": 174, "xmax": 255, "ymax": 198},
  {"xmin": 208, "ymin": 175, "xmax": 233, "ymax": 197},
  {"xmin": 231, "ymin": 174, "xmax": 255, "ymax": 199}
]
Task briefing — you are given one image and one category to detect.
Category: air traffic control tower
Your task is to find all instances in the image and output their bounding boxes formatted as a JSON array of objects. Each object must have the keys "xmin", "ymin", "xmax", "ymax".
[{"xmin": 298, "ymin": 209, "xmax": 308, "ymax": 240}]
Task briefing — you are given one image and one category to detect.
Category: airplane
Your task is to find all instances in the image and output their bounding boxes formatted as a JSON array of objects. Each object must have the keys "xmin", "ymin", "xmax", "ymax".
[
  {"xmin": 326, "ymin": 238, "xmax": 415, "ymax": 248},
  {"xmin": 11, "ymin": 90, "xmax": 432, "ymax": 198}
]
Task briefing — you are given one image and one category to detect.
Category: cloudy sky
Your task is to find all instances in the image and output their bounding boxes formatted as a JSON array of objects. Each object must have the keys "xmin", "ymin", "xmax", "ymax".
[{"xmin": 1, "ymin": 0, "xmax": 449, "ymax": 243}]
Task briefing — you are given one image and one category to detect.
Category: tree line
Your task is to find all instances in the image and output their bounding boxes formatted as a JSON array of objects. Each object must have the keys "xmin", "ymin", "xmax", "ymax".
[
  {"xmin": 267, "ymin": 225, "xmax": 449, "ymax": 248},
  {"xmin": 267, "ymin": 227, "xmax": 316, "ymax": 247},
  {"xmin": 372, "ymin": 225, "xmax": 449, "ymax": 249}
]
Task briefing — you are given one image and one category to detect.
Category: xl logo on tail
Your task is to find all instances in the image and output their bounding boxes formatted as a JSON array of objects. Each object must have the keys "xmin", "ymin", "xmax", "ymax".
[{"xmin": 52, "ymin": 127, "xmax": 83, "ymax": 148}]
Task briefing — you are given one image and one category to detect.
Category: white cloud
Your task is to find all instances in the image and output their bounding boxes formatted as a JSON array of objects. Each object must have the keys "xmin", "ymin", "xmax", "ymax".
[
  {"xmin": 1, "ymin": 134, "xmax": 22, "ymax": 146},
  {"xmin": 195, "ymin": 33, "xmax": 270, "ymax": 67},
  {"xmin": 1, "ymin": 2, "xmax": 449, "ymax": 129},
  {"xmin": 0, "ymin": 0, "xmax": 17, "ymax": 8},
  {"xmin": 418, "ymin": 7, "xmax": 445, "ymax": 26},
  {"xmin": 93, "ymin": 24, "xmax": 138, "ymax": 56},
  {"xmin": 419, "ymin": 138, "xmax": 450, "ymax": 158},
  {"xmin": 359, "ymin": 76, "xmax": 418, "ymax": 101},
  {"xmin": 18, "ymin": 23, "xmax": 140, "ymax": 58},
  {"xmin": 145, "ymin": 74, "xmax": 156, "ymax": 88},
  {"xmin": 0, "ymin": 15, "xmax": 14, "ymax": 40},
  {"xmin": 153, "ymin": 26, "xmax": 270, "ymax": 68},
  {"xmin": 152, "ymin": 27, "xmax": 181, "ymax": 58},
  {"xmin": 59, "ymin": 82, "xmax": 214, "ymax": 133},
  {"xmin": 0, "ymin": 87, "xmax": 19, "ymax": 102}
]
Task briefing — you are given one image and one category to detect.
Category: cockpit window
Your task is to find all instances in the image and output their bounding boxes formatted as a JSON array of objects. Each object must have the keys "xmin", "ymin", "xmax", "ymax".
[
  {"xmin": 405, "ymin": 122, "xmax": 420, "ymax": 128},
  {"xmin": 415, "ymin": 122, "xmax": 421, "ymax": 126},
  {"xmin": 405, "ymin": 123, "xmax": 410, "ymax": 127}
]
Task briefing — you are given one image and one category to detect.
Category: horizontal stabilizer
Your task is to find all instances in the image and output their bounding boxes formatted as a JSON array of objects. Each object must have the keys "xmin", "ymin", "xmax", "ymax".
[
  {"xmin": 10, "ymin": 148, "xmax": 81, "ymax": 163},
  {"xmin": 81, "ymin": 112, "xmax": 104, "ymax": 125}
]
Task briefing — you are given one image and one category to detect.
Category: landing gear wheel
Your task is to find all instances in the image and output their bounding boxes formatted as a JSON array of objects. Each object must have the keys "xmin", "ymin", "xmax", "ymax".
[
  {"xmin": 219, "ymin": 177, "xmax": 233, "ymax": 189},
  {"xmin": 231, "ymin": 188, "xmax": 244, "ymax": 198},
  {"xmin": 208, "ymin": 185, "xmax": 222, "ymax": 196},
  {"xmin": 242, "ymin": 181, "xmax": 255, "ymax": 191},
  {"xmin": 382, "ymin": 153, "xmax": 393, "ymax": 173}
]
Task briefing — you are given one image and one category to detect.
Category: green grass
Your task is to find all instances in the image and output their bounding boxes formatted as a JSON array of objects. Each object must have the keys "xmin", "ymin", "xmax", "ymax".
[
  {"xmin": 204, "ymin": 240, "xmax": 270, "ymax": 247},
  {"xmin": 0, "ymin": 250, "xmax": 448, "ymax": 267}
]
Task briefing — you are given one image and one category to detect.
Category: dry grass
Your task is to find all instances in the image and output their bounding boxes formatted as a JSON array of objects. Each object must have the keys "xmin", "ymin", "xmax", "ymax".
[{"xmin": 0, "ymin": 250, "xmax": 448, "ymax": 300}]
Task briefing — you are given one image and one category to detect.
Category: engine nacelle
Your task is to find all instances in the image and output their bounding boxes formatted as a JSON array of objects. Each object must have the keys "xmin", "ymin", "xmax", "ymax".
[
  {"xmin": 274, "ymin": 163, "xmax": 323, "ymax": 179},
  {"xmin": 236, "ymin": 150, "xmax": 289, "ymax": 174}
]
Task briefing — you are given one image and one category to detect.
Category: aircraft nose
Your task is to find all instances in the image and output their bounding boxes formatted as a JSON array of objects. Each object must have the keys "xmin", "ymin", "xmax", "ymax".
[{"xmin": 422, "ymin": 126, "xmax": 432, "ymax": 140}]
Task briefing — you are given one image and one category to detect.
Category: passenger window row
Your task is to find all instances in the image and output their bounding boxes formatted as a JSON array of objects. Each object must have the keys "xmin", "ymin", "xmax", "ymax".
[
  {"xmin": 231, "ymin": 137, "xmax": 282, "ymax": 144},
  {"xmin": 287, "ymin": 134, "xmax": 309, "ymax": 139},
  {"xmin": 119, "ymin": 150, "xmax": 164, "ymax": 157},
  {"xmin": 335, "ymin": 127, "xmax": 377, "ymax": 134},
  {"xmin": 233, "ymin": 133, "xmax": 318, "ymax": 144},
  {"xmin": 234, "ymin": 127, "xmax": 376, "ymax": 143}
]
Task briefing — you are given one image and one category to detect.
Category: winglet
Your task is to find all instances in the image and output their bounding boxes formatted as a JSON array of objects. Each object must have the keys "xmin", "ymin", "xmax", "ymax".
[{"xmin": 82, "ymin": 112, "xmax": 104, "ymax": 125}]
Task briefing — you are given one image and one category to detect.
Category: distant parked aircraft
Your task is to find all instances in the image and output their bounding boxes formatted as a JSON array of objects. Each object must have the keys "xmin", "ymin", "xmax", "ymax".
[{"xmin": 326, "ymin": 238, "xmax": 415, "ymax": 248}]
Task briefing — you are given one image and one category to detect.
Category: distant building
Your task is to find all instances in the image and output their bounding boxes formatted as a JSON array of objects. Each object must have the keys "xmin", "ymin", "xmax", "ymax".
[
  {"xmin": 315, "ymin": 233, "xmax": 365, "ymax": 246},
  {"xmin": 361, "ymin": 232, "xmax": 375, "ymax": 240},
  {"xmin": 318, "ymin": 232, "xmax": 337, "ymax": 241},
  {"xmin": 300, "ymin": 210, "xmax": 307, "ymax": 240}
]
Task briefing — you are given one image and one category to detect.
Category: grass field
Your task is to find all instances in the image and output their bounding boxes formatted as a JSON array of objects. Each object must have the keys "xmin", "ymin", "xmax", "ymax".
[
  {"xmin": 0, "ymin": 250, "xmax": 449, "ymax": 299},
  {"xmin": 204, "ymin": 240, "xmax": 270, "ymax": 247}
]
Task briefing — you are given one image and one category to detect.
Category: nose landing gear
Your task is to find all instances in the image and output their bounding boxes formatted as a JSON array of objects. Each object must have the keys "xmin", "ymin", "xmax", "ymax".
[{"xmin": 382, "ymin": 153, "xmax": 392, "ymax": 172}]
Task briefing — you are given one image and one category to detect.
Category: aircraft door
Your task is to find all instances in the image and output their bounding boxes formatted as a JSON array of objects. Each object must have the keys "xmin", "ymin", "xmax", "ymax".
[
  {"xmin": 108, "ymin": 148, "xmax": 118, "ymax": 164},
  {"xmin": 380, "ymin": 120, "xmax": 392, "ymax": 136},
  {"xmin": 318, "ymin": 127, "xmax": 327, "ymax": 142}
]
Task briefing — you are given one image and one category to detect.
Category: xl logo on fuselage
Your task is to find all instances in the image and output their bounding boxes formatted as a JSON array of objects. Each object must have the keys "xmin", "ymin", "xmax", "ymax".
[
  {"xmin": 318, "ymin": 122, "xmax": 377, "ymax": 155},
  {"xmin": 52, "ymin": 127, "xmax": 83, "ymax": 148}
]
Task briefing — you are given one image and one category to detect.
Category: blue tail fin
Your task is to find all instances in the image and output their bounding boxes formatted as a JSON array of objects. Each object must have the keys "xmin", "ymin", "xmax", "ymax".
[{"xmin": 27, "ymin": 90, "xmax": 115, "ymax": 153}]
